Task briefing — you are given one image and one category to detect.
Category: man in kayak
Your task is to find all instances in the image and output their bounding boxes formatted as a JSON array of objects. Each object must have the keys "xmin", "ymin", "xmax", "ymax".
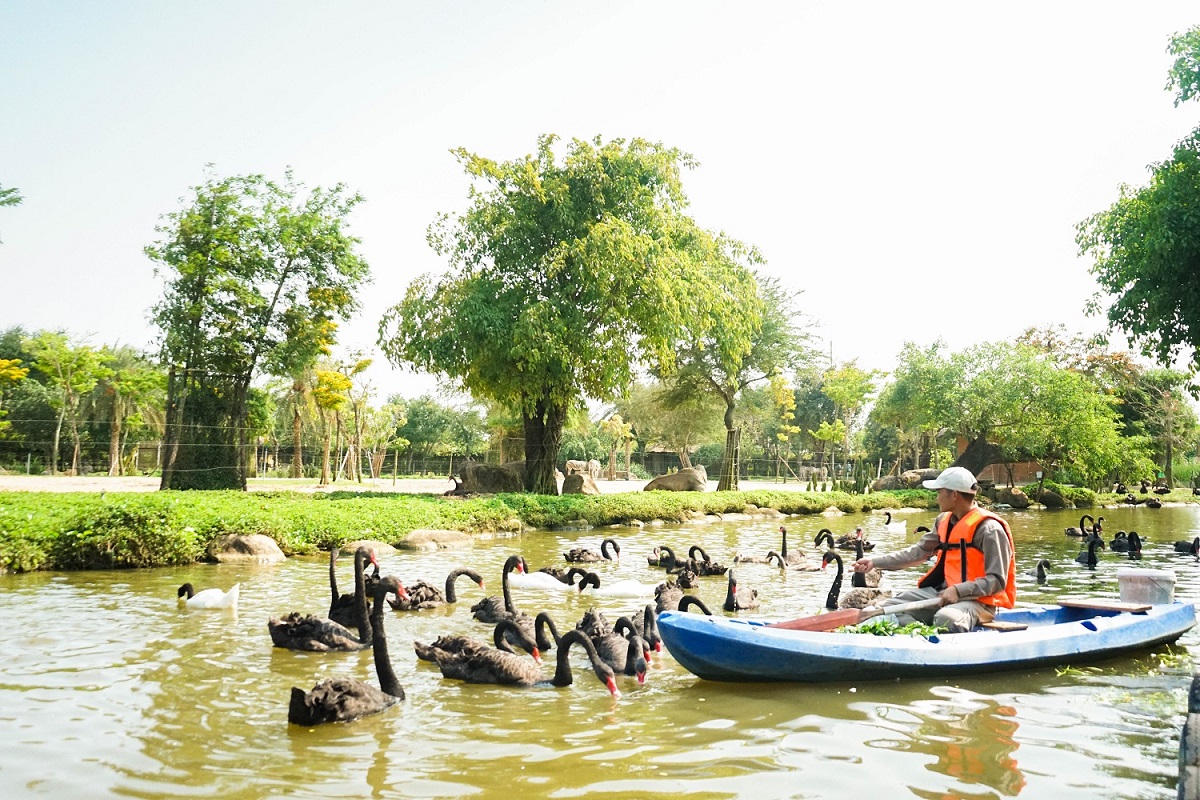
[{"xmin": 851, "ymin": 466, "xmax": 1015, "ymax": 632}]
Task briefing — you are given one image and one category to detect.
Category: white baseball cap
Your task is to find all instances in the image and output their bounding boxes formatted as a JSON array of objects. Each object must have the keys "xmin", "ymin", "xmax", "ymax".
[{"xmin": 922, "ymin": 466, "xmax": 979, "ymax": 494}]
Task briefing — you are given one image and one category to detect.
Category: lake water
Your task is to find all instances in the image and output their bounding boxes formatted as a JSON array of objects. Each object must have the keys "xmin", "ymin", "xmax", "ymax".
[{"xmin": 2, "ymin": 503, "xmax": 1199, "ymax": 799}]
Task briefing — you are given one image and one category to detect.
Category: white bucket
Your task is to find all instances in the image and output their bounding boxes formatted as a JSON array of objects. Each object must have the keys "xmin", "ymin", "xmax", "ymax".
[{"xmin": 1116, "ymin": 568, "xmax": 1176, "ymax": 605}]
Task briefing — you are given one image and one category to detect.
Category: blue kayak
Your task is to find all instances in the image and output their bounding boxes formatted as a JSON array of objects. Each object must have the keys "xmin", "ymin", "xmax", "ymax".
[{"xmin": 657, "ymin": 601, "xmax": 1197, "ymax": 683}]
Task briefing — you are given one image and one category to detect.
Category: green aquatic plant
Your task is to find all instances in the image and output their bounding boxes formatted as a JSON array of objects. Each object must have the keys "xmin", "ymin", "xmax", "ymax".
[{"xmin": 840, "ymin": 617, "xmax": 945, "ymax": 637}]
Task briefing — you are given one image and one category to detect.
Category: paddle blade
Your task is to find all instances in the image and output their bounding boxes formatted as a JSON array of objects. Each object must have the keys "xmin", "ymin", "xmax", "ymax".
[{"xmin": 766, "ymin": 608, "xmax": 865, "ymax": 631}]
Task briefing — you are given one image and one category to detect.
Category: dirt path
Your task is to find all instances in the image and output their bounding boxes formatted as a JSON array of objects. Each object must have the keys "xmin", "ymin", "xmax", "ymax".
[{"xmin": 0, "ymin": 473, "xmax": 809, "ymax": 495}]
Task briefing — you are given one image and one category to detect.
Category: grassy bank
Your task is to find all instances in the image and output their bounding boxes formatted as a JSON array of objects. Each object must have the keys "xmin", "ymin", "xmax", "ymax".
[{"xmin": 0, "ymin": 488, "xmax": 935, "ymax": 573}]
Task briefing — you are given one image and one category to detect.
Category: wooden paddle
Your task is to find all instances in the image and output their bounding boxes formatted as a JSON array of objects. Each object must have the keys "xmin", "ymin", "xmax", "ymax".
[{"xmin": 766, "ymin": 597, "xmax": 943, "ymax": 632}]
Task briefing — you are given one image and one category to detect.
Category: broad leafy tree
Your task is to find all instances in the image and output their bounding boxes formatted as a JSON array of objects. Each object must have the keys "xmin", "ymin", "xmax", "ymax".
[
  {"xmin": 1078, "ymin": 26, "xmax": 1200, "ymax": 375},
  {"xmin": 89, "ymin": 346, "xmax": 165, "ymax": 475},
  {"xmin": 872, "ymin": 340, "xmax": 1129, "ymax": 487},
  {"xmin": 25, "ymin": 331, "xmax": 111, "ymax": 475},
  {"xmin": 615, "ymin": 381, "xmax": 724, "ymax": 471},
  {"xmin": 657, "ymin": 275, "xmax": 813, "ymax": 490},
  {"xmin": 379, "ymin": 135, "xmax": 758, "ymax": 494},
  {"xmin": 148, "ymin": 169, "xmax": 370, "ymax": 490}
]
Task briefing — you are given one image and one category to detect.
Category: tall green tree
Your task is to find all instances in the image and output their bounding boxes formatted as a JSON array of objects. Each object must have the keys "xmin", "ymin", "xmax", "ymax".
[
  {"xmin": 148, "ymin": 169, "xmax": 370, "ymax": 490},
  {"xmin": 89, "ymin": 346, "xmax": 165, "ymax": 475},
  {"xmin": 25, "ymin": 332, "xmax": 111, "ymax": 475},
  {"xmin": 657, "ymin": 276, "xmax": 812, "ymax": 490},
  {"xmin": 871, "ymin": 340, "xmax": 1128, "ymax": 487},
  {"xmin": 379, "ymin": 134, "xmax": 757, "ymax": 494},
  {"xmin": 1078, "ymin": 26, "xmax": 1200, "ymax": 376},
  {"xmin": 615, "ymin": 381, "xmax": 724, "ymax": 471}
]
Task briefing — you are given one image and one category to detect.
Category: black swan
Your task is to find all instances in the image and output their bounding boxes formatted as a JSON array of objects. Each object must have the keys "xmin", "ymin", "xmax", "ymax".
[
  {"xmin": 829, "ymin": 548, "xmax": 888, "ymax": 609},
  {"xmin": 814, "ymin": 529, "xmax": 835, "ymax": 550},
  {"xmin": 177, "ymin": 582, "xmax": 240, "ymax": 610},
  {"xmin": 850, "ymin": 534, "xmax": 882, "ymax": 588},
  {"xmin": 677, "ymin": 595, "xmax": 714, "ymax": 615},
  {"xmin": 630, "ymin": 603, "xmax": 663, "ymax": 652},
  {"xmin": 564, "ymin": 538, "xmax": 621, "ymax": 563},
  {"xmin": 1025, "ymin": 558, "xmax": 1052, "ymax": 584},
  {"xmin": 1174, "ymin": 537, "xmax": 1200, "ymax": 556},
  {"xmin": 655, "ymin": 581, "xmax": 684, "ymax": 613},
  {"xmin": 329, "ymin": 546, "xmax": 379, "ymax": 628},
  {"xmin": 1066, "ymin": 514, "xmax": 1094, "ymax": 537},
  {"xmin": 681, "ymin": 544, "xmax": 728, "ymax": 576},
  {"xmin": 1127, "ymin": 531, "xmax": 1144, "ymax": 560},
  {"xmin": 390, "ymin": 567, "xmax": 485, "ymax": 611},
  {"xmin": 1146, "ymin": 497, "xmax": 1163, "ymax": 508},
  {"xmin": 575, "ymin": 607, "xmax": 612, "ymax": 639},
  {"xmin": 1075, "ymin": 534, "xmax": 1104, "ymax": 568},
  {"xmin": 550, "ymin": 629, "xmax": 621, "ymax": 697},
  {"xmin": 470, "ymin": 555, "xmax": 528, "ymax": 623},
  {"xmin": 414, "ymin": 617, "xmax": 543, "ymax": 663},
  {"xmin": 722, "ymin": 569, "xmax": 760, "ymax": 612},
  {"xmin": 426, "ymin": 620, "xmax": 545, "ymax": 686},
  {"xmin": 820, "ymin": 550, "xmax": 844, "ymax": 610},
  {"xmin": 647, "ymin": 545, "xmax": 683, "ymax": 570},
  {"xmin": 288, "ymin": 576, "xmax": 406, "ymax": 725},
  {"xmin": 835, "ymin": 526, "xmax": 874, "ymax": 551},
  {"xmin": 591, "ymin": 616, "xmax": 649, "ymax": 683},
  {"xmin": 1109, "ymin": 531, "xmax": 1129, "ymax": 553},
  {"xmin": 271, "ymin": 547, "xmax": 402, "ymax": 652}
]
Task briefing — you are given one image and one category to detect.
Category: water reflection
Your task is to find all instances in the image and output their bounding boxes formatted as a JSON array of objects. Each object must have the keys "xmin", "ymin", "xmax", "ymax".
[{"xmin": 1, "ymin": 504, "xmax": 1199, "ymax": 798}]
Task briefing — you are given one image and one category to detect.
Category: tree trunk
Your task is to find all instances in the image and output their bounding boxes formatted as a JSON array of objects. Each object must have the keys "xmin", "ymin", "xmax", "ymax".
[
  {"xmin": 1165, "ymin": 397, "xmax": 1175, "ymax": 486},
  {"xmin": 291, "ymin": 405, "xmax": 303, "ymax": 478},
  {"xmin": 50, "ymin": 405, "xmax": 65, "ymax": 476},
  {"xmin": 677, "ymin": 448, "xmax": 692, "ymax": 469},
  {"xmin": 624, "ymin": 439, "xmax": 632, "ymax": 480},
  {"xmin": 319, "ymin": 410, "xmax": 331, "ymax": 486},
  {"xmin": 717, "ymin": 396, "xmax": 738, "ymax": 491},
  {"xmin": 523, "ymin": 397, "xmax": 565, "ymax": 495},
  {"xmin": 108, "ymin": 412, "xmax": 123, "ymax": 476},
  {"xmin": 951, "ymin": 435, "xmax": 1005, "ymax": 478}
]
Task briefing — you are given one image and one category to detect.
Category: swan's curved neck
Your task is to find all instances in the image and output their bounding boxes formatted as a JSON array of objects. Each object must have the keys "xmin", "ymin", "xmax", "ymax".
[
  {"xmin": 371, "ymin": 581, "xmax": 404, "ymax": 699},
  {"xmin": 353, "ymin": 549, "xmax": 372, "ymax": 643}
]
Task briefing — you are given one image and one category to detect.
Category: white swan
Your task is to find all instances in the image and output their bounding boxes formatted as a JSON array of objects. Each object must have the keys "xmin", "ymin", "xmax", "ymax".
[
  {"xmin": 593, "ymin": 578, "xmax": 658, "ymax": 598},
  {"xmin": 177, "ymin": 582, "xmax": 240, "ymax": 610},
  {"xmin": 509, "ymin": 569, "xmax": 590, "ymax": 592},
  {"xmin": 883, "ymin": 511, "xmax": 907, "ymax": 534}
]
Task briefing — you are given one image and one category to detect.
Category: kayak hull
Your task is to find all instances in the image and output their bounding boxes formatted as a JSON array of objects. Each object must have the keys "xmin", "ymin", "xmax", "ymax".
[{"xmin": 657, "ymin": 602, "xmax": 1197, "ymax": 682}]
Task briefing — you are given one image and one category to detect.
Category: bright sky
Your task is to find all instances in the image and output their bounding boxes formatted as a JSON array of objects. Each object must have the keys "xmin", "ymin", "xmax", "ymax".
[{"xmin": 3, "ymin": 2, "xmax": 1198, "ymax": 404}]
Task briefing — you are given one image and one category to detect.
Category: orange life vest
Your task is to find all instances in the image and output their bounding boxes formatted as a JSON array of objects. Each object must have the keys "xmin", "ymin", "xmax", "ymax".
[{"xmin": 918, "ymin": 506, "xmax": 1016, "ymax": 608}]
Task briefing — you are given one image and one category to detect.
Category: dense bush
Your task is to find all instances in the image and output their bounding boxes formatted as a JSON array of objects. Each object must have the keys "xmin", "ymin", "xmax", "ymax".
[{"xmin": 0, "ymin": 486, "xmax": 941, "ymax": 573}]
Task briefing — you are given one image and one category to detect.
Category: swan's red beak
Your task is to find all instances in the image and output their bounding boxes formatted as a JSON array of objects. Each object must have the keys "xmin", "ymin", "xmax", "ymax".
[
  {"xmin": 370, "ymin": 550, "xmax": 379, "ymax": 567},
  {"xmin": 654, "ymin": 640, "xmax": 663, "ymax": 653},
  {"xmin": 396, "ymin": 583, "xmax": 410, "ymax": 601},
  {"xmin": 606, "ymin": 677, "xmax": 621, "ymax": 698},
  {"xmin": 477, "ymin": 580, "xmax": 485, "ymax": 589},
  {"xmin": 636, "ymin": 670, "xmax": 646, "ymax": 685},
  {"xmin": 531, "ymin": 647, "xmax": 542, "ymax": 664}
]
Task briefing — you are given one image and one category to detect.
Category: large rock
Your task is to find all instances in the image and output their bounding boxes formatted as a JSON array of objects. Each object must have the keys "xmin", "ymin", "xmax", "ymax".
[
  {"xmin": 205, "ymin": 533, "xmax": 286, "ymax": 564},
  {"xmin": 562, "ymin": 473, "xmax": 601, "ymax": 495},
  {"xmin": 996, "ymin": 486, "xmax": 1030, "ymax": 509},
  {"xmin": 460, "ymin": 461, "xmax": 524, "ymax": 494},
  {"xmin": 644, "ymin": 466, "xmax": 707, "ymax": 492},
  {"xmin": 872, "ymin": 475, "xmax": 905, "ymax": 491},
  {"xmin": 399, "ymin": 529, "xmax": 474, "ymax": 551}
]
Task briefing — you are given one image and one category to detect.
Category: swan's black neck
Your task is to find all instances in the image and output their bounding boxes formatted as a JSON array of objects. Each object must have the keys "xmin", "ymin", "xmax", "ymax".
[
  {"xmin": 353, "ymin": 547, "xmax": 373, "ymax": 642},
  {"xmin": 371, "ymin": 578, "xmax": 405, "ymax": 699},
  {"xmin": 535, "ymin": 611, "xmax": 561, "ymax": 650},
  {"xmin": 329, "ymin": 548, "xmax": 340, "ymax": 605},
  {"xmin": 780, "ymin": 528, "xmax": 789, "ymax": 558},
  {"xmin": 601, "ymin": 538, "xmax": 618, "ymax": 560},
  {"xmin": 553, "ymin": 629, "xmax": 606, "ymax": 688},
  {"xmin": 678, "ymin": 595, "xmax": 712, "ymax": 615},
  {"xmin": 824, "ymin": 551, "xmax": 843, "ymax": 610},
  {"xmin": 501, "ymin": 556, "xmax": 522, "ymax": 614},
  {"xmin": 445, "ymin": 567, "xmax": 482, "ymax": 603}
]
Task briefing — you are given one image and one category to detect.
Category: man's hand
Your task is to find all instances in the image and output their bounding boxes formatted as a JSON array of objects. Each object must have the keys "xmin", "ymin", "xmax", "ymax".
[
  {"xmin": 852, "ymin": 558, "xmax": 874, "ymax": 573},
  {"xmin": 939, "ymin": 584, "xmax": 960, "ymax": 606}
]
